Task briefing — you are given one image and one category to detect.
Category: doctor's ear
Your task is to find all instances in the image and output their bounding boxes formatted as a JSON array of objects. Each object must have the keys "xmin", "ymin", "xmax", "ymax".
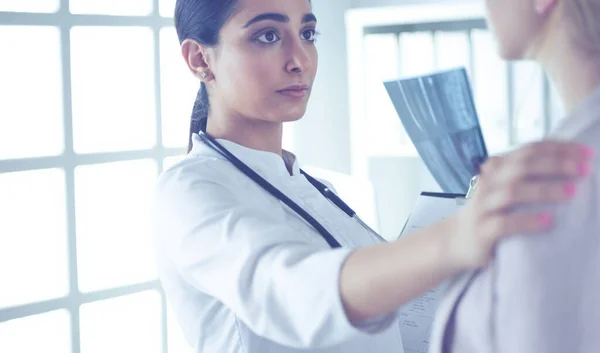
[
  {"xmin": 534, "ymin": 0, "xmax": 558, "ymax": 15},
  {"xmin": 181, "ymin": 39, "xmax": 214, "ymax": 81}
]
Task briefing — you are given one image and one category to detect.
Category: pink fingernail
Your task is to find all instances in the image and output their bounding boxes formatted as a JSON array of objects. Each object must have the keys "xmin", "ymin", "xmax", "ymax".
[
  {"xmin": 539, "ymin": 213, "xmax": 553, "ymax": 227},
  {"xmin": 579, "ymin": 164, "xmax": 591, "ymax": 177},
  {"xmin": 581, "ymin": 147, "xmax": 595, "ymax": 159},
  {"xmin": 563, "ymin": 183, "xmax": 577, "ymax": 197}
]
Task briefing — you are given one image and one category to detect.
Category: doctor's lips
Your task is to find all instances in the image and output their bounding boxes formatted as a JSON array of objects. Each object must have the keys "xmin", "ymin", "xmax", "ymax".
[{"xmin": 277, "ymin": 84, "xmax": 310, "ymax": 98}]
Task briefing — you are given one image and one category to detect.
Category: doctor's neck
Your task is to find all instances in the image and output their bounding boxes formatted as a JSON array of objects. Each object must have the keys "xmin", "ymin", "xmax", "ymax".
[{"xmin": 205, "ymin": 111, "xmax": 285, "ymax": 157}]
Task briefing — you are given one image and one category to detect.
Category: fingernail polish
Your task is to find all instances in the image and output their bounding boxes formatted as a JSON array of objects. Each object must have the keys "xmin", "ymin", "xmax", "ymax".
[
  {"xmin": 539, "ymin": 213, "xmax": 553, "ymax": 227},
  {"xmin": 581, "ymin": 147, "xmax": 595, "ymax": 159},
  {"xmin": 563, "ymin": 183, "xmax": 577, "ymax": 197},
  {"xmin": 579, "ymin": 164, "xmax": 591, "ymax": 176}
]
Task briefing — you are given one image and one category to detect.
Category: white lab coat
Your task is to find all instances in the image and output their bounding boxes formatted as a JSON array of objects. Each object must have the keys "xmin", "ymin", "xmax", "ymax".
[{"xmin": 152, "ymin": 134, "xmax": 406, "ymax": 353}]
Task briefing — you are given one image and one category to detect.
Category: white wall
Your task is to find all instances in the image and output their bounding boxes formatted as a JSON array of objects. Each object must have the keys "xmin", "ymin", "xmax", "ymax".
[{"xmin": 292, "ymin": 0, "xmax": 353, "ymax": 174}]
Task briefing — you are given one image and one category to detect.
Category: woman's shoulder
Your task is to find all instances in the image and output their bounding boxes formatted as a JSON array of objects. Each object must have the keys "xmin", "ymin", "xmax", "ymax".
[{"xmin": 155, "ymin": 154, "xmax": 243, "ymax": 202}]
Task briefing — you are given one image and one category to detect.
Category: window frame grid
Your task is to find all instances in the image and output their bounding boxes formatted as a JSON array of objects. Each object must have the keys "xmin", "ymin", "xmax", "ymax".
[{"xmin": 0, "ymin": 1, "xmax": 180, "ymax": 352}]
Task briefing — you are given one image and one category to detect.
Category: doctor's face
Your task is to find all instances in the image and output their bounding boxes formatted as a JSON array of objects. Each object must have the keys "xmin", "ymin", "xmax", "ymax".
[
  {"xmin": 484, "ymin": 0, "xmax": 554, "ymax": 60},
  {"xmin": 207, "ymin": 0, "xmax": 318, "ymax": 124}
]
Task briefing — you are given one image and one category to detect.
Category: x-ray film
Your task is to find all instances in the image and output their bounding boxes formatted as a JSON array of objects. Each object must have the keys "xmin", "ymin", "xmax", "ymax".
[{"xmin": 384, "ymin": 68, "xmax": 488, "ymax": 194}]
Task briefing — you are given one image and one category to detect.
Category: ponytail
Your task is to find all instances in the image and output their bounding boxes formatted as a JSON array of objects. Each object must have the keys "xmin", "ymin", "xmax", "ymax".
[
  {"xmin": 175, "ymin": 0, "xmax": 239, "ymax": 153},
  {"xmin": 187, "ymin": 81, "xmax": 210, "ymax": 153}
]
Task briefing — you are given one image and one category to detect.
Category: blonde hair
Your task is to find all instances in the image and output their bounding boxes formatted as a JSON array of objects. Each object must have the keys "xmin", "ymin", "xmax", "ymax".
[{"xmin": 565, "ymin": 0, "xmax": 600, "ymax": 54}]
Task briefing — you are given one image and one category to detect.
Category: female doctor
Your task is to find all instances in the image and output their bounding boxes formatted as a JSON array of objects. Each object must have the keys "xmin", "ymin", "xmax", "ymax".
[{"xmin": 152, "ymin": 0, "xmax": 594, "ymax": 352}]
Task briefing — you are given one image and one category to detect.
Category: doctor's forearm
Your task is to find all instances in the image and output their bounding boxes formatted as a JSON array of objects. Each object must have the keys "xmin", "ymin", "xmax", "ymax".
[{"xmin": 339, "ymin": 216, "xmax": 462, "ymax": 324}]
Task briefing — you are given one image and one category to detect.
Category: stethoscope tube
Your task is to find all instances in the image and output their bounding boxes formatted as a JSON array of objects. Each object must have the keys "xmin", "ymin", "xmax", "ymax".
[
  {"xmin": 198, "ymin": 131, "xmax": 343, "ymax": 248},
  {"xmin": 300, "ymin": 169, "xmax": 387, "ymax": 243},
  {"xmin": 198, "ymin": 130, "xmax": 388, "ymax": 246}
]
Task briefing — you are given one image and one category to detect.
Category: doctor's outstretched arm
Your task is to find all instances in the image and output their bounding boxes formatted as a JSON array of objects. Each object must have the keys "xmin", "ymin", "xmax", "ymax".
[
  {"xmin": 156, "ymin": 141, "xmax": 590, "ymax": 349},
  {"xmin": 339, "ymin": 141, "xmax": 592, "ymax": 323}
]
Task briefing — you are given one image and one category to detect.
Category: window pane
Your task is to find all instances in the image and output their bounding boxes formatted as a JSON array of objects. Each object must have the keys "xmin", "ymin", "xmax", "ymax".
[
  {"xmin": 70, "ymin": 0, "xmax": 152, "ymax": 16},
  {"xmin": 435, "ymin": 31, "xmax": 470, "ymax": 74},
  {"xmin": 80, "ymin": 291, "xmax": 162, "ymax": 353},
  {"xmin": 75, "ymin": 160, "xmax": 158, "ymax": 292},
  {"xmin": 0, "ymin": 26, "xmax": 63, "ymax": 159},
  {"xmin": 71, "ymin": 27, "xmax": 156, "ymax": 154},
  {"xmin": 363, "ymin": 34, "xmax": 413, "ymax": 156},
  {"xmin": 471, "ymin": 30, "xmax": 509, "ymax": 153},
  {"xmin": 395, "ymin": 31, "xmax": 434, "ymax": 155},
  {"xmin": 159, "ymin": 0, "xmax": 175, "ymax": 17},
  {"xmin": 167, "ymin": 303, "xmax": 193, "ymax": 353},
  {"xmin": 512, "ymin": 61, "xmax": 545, "ymax": 144},
  {"xmin": 0, "ymin": 0, "xmax": 59, "ymax": 13},
  {"xmin": 0, "ymin": 310, "xmax": 71, "ymax": 352},
  {"xmin": 399, "ymin": 32, "xmax": 435, "ymax": 78},
  {"xmin": 160, "ymin": 28, "xmax": 199, "ymax": 148},
  {"xmin": 0, "ymin": 169, "xmax": 68, "ymax": 309}
]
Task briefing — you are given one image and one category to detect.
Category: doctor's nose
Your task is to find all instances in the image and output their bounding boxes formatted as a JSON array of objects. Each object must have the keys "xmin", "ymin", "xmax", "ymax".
[
  {"xmin": 286, "ymin": 55, "xmax": 308, "ymax": 74},
  {"xmin": 285, "ymin": 41, "xmax": 311, "ymax": 74},
  {"xmin": 287, "ymin": 63, "xmax": 303, "ymax": 74}
]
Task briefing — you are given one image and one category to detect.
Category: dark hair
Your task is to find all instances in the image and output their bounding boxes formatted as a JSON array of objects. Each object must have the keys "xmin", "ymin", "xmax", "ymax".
[{"xmin": 175, "ymin": 0, "xmax": 239, "ymax": 152}]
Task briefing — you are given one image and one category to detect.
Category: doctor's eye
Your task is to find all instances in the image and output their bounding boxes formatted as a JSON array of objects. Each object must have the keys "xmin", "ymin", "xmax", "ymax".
[
  {"xmin": 256, "ymin": 31, "xmax": 281, "ymax": 44},
  {"xmin": 301, "ymin": 28, "xmax": 319, "ymax": 42}
]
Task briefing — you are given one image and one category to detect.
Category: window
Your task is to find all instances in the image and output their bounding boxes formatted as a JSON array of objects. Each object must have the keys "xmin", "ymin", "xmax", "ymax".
[
  {"xmin": 70, "ymin": 26, "xmax": 157, "ymax": 153},
  {"xmin": 0, "ymin": 310, "xmax": 71, "ymax": 353},
  {"xmin": 0, "ymin": 1, "xmax": 60, "ymax": 13},
  {"xmin": 69, "ymin": 0, "xmax": 153, "ymax": 16},
  {"xmin": 75, "ymin": 160, "xmax": 158, "ymax": 293},
  {"xmin": 159, "ymin": 0, "xmax": 176, "ymax": 18},
  {"xmin": 399, "ymin": 32, "xmax": 435, "ymax": 77},
  {"xmin": 435, "ymin": 31, "xmax": 471, "ymax": 72},
  {"xmin": 79, "ymin": 291, "xmax": 162, "ymax": 353},
  {"xmin": 363, "ymin": 34, "xmax": 410, "ymax": 156},
  {"xmin": 470, "ymin": 29, "xmax": 510, "ymax": 152},
  {"xmin": 0, "ymin": 3, "xmax": 197, "ymax": 353},
  {"xmin": 0, "ymin": 26, "xmax": 64, "ymax": 160},
  {"xmin": 0, "ymin": 169, "xmax": 69, "ymax": 309}
]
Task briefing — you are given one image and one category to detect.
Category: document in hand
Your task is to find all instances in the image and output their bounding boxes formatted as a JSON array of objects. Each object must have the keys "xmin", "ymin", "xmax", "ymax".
[
  {"xmin": 384, "ymin": 68, "xmax": 488, "ymax": 194},
  {"xmin": 398, "ymin": 192, "xmax": 466, "ymax": 353}
]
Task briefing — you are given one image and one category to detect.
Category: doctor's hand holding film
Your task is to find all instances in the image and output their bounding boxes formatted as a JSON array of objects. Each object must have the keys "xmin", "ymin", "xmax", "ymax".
[{"xmin": 447, "ymin": 140, "xmax": 594, "ymax": 269}]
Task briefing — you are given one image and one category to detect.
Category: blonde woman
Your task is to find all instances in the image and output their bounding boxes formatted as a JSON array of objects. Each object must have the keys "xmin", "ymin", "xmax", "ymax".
[{"xmin": 430, "ymin": 0, "xmax": 600, "ymax": 352}]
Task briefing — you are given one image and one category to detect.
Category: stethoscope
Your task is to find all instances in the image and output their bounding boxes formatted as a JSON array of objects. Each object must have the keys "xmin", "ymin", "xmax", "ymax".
[{"xmin": 197, "ymin": 129, "xmax": 387, "ymax": 248}]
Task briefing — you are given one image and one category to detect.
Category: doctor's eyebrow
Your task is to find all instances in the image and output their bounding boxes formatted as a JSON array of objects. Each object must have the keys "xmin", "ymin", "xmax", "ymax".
[{"xmin": 243, "ymin": 13, "xmax": 317, "ymax": 28}]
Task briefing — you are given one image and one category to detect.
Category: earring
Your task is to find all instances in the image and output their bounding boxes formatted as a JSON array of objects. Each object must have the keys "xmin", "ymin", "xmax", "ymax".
[{"xmin": 200, "ymin": 71, "xmax": 209, "ymax": 79}]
